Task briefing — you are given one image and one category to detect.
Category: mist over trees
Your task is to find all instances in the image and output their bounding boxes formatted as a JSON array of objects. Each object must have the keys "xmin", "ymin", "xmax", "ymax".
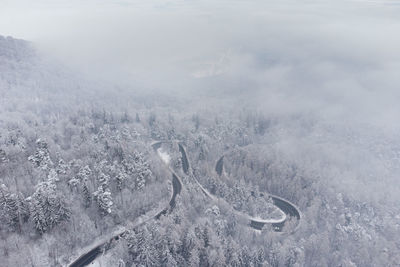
[{"xmin": 1, "ymin": 1, "xmax": 400, "ymax": 266}]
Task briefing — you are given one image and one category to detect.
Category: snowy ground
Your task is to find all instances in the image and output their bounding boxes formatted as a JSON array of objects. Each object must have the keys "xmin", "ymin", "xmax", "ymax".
[
  {"xmin": 157, "ymin": 148, "xmax": 171, "ymax": 165},
  {"xmin": 88, "ymin": 257, "xmax": 102, "ymax": 267}
]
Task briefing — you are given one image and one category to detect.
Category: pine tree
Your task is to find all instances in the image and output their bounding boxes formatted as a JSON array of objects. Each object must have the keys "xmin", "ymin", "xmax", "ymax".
[
  {"xmin": 0, "ymin": 184, "xmax": 29, "ymax": 231},
  {"xmin": 255, "ymin": 248, "xmax": 266, "ymax": 267},
  {"xmin": 137, "ymin": 246, "xmax": 159, "ymax": 267},
  {"xmin": 68, "ymin": 165, "xmax": 92, "ymax": 202},
  {"xmin": 188, "ymin": 247, "xmax": 200, "ymax": 266},
  {"xmin": 116, "ymin": 171, "xmax": 127, "ymax": 191},
  {"xmin": 160, "ymin": 249, "xmax": 177, "ymax": 267},
  {"xmin": 29, "ymin": 181, "xmax": 70, "ymax": 234},
  {"xmin": 93, "ymin": 186, "xmax": 113, "ymax": 215},
  {"xmin": 68, "ymin": 177, "xmax": 80, "ymax": 190},
  {"xmin": 78, "ymin": 165, "xmax": 92, "ymax": 181},
  {"xmin": 122, "ymin": 152, "xmax": 152, "ymax": 190},
  {"xmin": 29, "ymin": 196, "xmax": 47, "ymax": 234},
  {"xmin": 28, "ymin": 139, "xmax": 54, "ymax": 171},
  {"xmin": 0, "ymin": 184, "xmax": 10, "ymax": 209},
  {"xmin": 225, "ymin": 241, "xmax": 241, "ymax": 267},
  {"xmin": 240, "ymin": 246, "xmax": 251, "ymax": 266},
  {"xmin": 0, "ymin": 149, "xmax": 8, "ymax": 163},
  {"xmin": 47, "ymin": 169, "xmax": 59, "ymax": 183},
  {"xmin": 56, "ymin": 158, "xmax": 69, "ymax": 174},
  {"xmin": 97, "ymin": 172, "xmax": 110, "ymax": 189},
  {"xmin": 82, "ymin": 181, "xmax": 91, "ymax": 207},
  {"xmin": 91, "ymin": 165, "xmax": 113, "ymax": 214},
  {"xmin": 8, "ymin": 193, "xmax": 29, "ymax": 231},
  {"xmin": 202, "ymin": 226, "xmax": 210, "ymax": 248}
]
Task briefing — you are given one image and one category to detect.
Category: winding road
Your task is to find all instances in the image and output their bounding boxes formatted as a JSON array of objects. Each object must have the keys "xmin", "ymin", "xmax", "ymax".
[
  {"xmin": 68, "ymin": 140, "xmax": 301, "ymax": 266},
  {"xmin": 203, "ymin": 150, "xmax": 301, "ymax": 233},
  {"xmin": 155, "ymin": 174, "xmax": 182, "ymax": 219},
  {"xmin": 68, "ymin": 141, "xmax": 183, "ymax": 267}
]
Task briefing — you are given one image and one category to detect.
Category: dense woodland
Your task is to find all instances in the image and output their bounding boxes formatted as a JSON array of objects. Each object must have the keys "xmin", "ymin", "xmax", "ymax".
[{"xmin": 1, "ymin": 36, "xmax": 400, "ymax": 267}]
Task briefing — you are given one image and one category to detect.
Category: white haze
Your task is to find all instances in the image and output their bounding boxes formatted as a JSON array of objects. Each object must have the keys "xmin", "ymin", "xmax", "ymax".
[{"xmin": 1, "ymin": 0, "xmax": 400, "ymax": 203}]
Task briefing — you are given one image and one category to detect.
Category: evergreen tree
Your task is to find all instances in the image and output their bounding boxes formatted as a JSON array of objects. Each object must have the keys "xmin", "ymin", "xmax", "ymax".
[
  {"xmin": 78, "ymin": 165, "xmax": 92, "ymax": 181},
  {"xmin": 28, "ymin": 181, "xmax": 70, "ymax": 234},
  {"xmin": 82, "ymin": 181, "xmax": 92, "ymax": 207},
  {"xmin": 160, "ymin": 249, "xmax": 177, "ymax": 267},
  {"xmin": 47, "ymin": 169, "xmax": 59, "ymax": 183},
  {"xmin": 116, "ymin": 171, "xmax": 127, "ymax": 191},
  {"xmin": 255, "ymin": 248, "xmax": 266, "ymax": 267},
  {"xmin": 93, "ymin": 186, "xmax": 113, "ymax": 215},
  {"xmin": 0, "ymin": 184, "xmax": 29, "ymax": 231},
  {"xmin": 188, "ymin": 245, "xmax": 200, "ymax": 266},
  {"xmin": 122, "ymin": 152, "xmax": 152, "ymax": 190},
  {"xmin": 0, "ymin": 148, "xmax": 8, "ymax": 163},
  {"xmin": 29, "ymin": 195, "xmax": 47, "ymax": 234},
  {"xmin": 225, "ymin": 241, "xmax": 241, "ymax": 266},
  {"xmin": 97, "ymin": 172, "xmax": 110, "ymax": 189},
  {"xmin": 68, "ymin": 177, "xmax": 80, "ymax": 190},
  {"xmin": 56, "ymin": 158, "xmax": 69, "ymax": 174},
  {"xmin": 28, "ymin": 139, "xmax": 54, "ymax": 171}
]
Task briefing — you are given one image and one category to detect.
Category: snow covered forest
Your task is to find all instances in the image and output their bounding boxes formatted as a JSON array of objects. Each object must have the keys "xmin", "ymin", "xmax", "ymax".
[{"xmin": 1, "ymin": 1, "xmax": 400, "ymax": 266}]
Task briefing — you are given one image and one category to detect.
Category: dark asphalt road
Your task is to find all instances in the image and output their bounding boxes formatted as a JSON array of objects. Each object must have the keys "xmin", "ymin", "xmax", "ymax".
[
  {"xmin": 69, "ymin": 246, "xmax": 102, "ymax": 267},
  {"xmin": 250, "ymin": 196, "xmax": 301, "ymax": 232},
  {"xmin": 155, "ymin": 173, "xmax": 182, "ymax": 219},
  {"xmin": 70, "ymin": 141, "xmax": 301, "ymax": 266},
  {"xmin": 215, "ymin": 153, "xmax": 301, "ymax": 232},
  {"xmin": 178, "ymin": 144, "xmax": 190, "ymax": 175},
  {"xmin": 215, "ymin": 156, "xmax": 224, "ymax": 176},
  {"xmin": 170, "ymin": 173, "xmax": 182, "ymax": 208},
  {"xmin": 69, "ymin": 142, "xmax": 183, "ymax": 267}
]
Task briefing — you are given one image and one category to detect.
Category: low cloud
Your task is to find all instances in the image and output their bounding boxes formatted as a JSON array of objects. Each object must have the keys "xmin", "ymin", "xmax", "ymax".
[{"xmin": 1, "ymin": 0, "xmax": 400, "ymax": 201}]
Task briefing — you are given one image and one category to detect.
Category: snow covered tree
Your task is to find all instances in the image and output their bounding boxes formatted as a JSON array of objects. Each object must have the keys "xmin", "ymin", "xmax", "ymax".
[
  {"xmin": 28, "ymin": 139, "xmax": 54, "ymax": 171},
  {"xmin": 239, "ymin": 246, "xmax": 252, "ymax": 266},
  {"xmin": 68, "ymin": 165, "xmax": 92, "ymax": 205},
  {"xmin": 225, "ymin": 241, "xmax": 241, "ymax": 266},
  {"xmin": 188, "ymin": 247, "xmax": 200, "ymax": 266},
  {"xmin": 55, "ymin": 158, "xmax": 69, "ymax": 174},
  {"xmin": 122, "ymin": 152, "xmax": 152, "ymax": 190},
  {"xmin": 93, "ymin": 185, "xmax": 113, "ymax": 215},
  {"xmin": 47, "ymin": 169, "xmax": 59, "ymax": 183},
  {"xmin": 82, "ymin": 181, "xmax": 92, "ymax": 207},
  {"xmin": 115, "ymin": 171, "xmax": 127, "ymax": 191},
  {"xmin": 28, "ymin": 181, "xmax": 70, "ymax": 234},
  {"xmin": 67, "ymin": 177, "xmax": 80, "ymax": 190},
  {"xmin": 78, "ymin": 165, "xmax": 92, "ymax": 181},
  {"xmin": 97, "ymin": 172, "xmax": 110, "ymax": 188},
  {"xmin": 0, "ymin": 184, "xmax": 29, "ymax": 231},
  {"xmin": 91, "ymin": 163, "xmax": 114, "ymax": 214},
  {"xmin": 29, "ymin": 195, "xmax": 47, "ymax": 234},
  {"xmin": 0, "ymin": 184, "xmax": 12, "ymax": 211},
  {"xmin": 0, "ymin": 148, "xmax": 8, "ymax": 163},
  {"xmin": 160, "ymin": 249, "xmax": 177, "ymax": 267}
]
